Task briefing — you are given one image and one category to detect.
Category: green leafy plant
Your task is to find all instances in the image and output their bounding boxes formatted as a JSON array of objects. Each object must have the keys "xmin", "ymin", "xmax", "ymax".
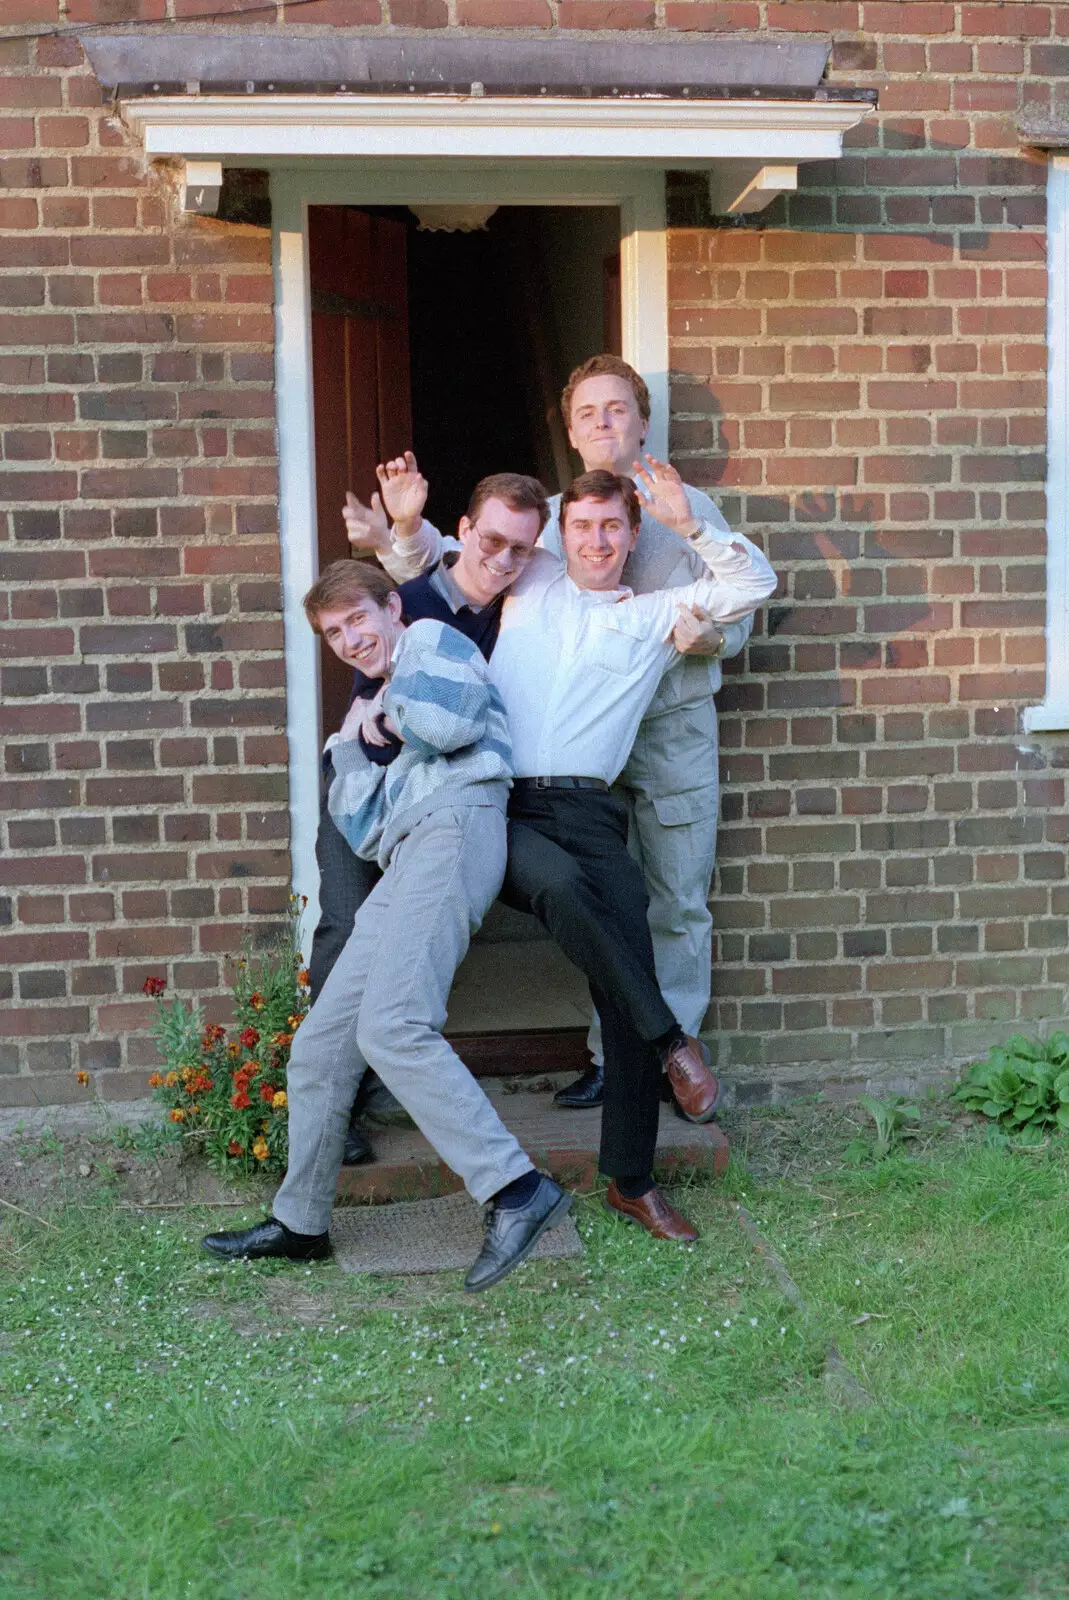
[
  {"xmin": 952, "ymin": 1033, "xmax": 1069, "ymax": 1146},
  {"xmin": 844, "ymin": 1095, "xmax": 921, "ymax": 1163},
  {"xmin": 142, "ymin": 900, "xmax": 309, "ymax": 1177}
]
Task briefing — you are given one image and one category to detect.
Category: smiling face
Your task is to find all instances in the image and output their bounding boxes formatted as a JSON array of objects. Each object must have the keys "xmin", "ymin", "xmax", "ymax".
[
  {"xmin": 316, "ymin": 589, "xmax": 404, "ymax": 680},
  {"xmin": 560, "ymin": 492, "xmax": 638, "ymax": 592},
  {"xmin": 453, "ymin": 496, "xmax": 543, "ymax": 607},
  {"xmin": 566, "ymin": 374, "xmax": 647, "ymax": 475}
]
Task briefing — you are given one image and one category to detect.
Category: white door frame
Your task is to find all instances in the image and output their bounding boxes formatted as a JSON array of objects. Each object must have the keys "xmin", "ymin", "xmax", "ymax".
[{"xmin": 272, "ymin": 161, "xmax": 669, "ymax": 943}]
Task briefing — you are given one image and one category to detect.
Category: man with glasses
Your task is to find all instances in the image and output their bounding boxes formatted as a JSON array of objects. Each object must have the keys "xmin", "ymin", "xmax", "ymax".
[{"xmin": 313, "ymin": 463, "xmax": 547, "ymax": 1163}]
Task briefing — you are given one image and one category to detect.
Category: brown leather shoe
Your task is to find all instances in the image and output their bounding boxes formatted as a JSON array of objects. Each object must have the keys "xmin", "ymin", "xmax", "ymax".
[
  {"xmin": 605, "ymin": 1181, "xmax": 699, "ymax": 1242},
  {"xmin": 663, "ymin": 1034, "xmax": 722, "ymax": 1124}
]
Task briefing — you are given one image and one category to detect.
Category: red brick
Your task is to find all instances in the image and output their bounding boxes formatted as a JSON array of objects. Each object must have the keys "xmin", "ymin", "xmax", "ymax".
[
  {"xmin": 863, "ymin": 3, "xmax": 954, "ymax": 32},
  {"xmin": 390, "ymin": 0, "xmax": 448, "ymax": 19},
  {"xmin": 663, "ymin": 2, "xmax": 760, "ymax": 25},
  {"xmin": 962, "ymin": 4, "xmax": 1049, "ymax": 36},
  {"xmin": 767, "ymin": 2, "xmax": 859, "ymax": 28},
  {"xmin": 276, "ymin": 0, "xmax": 378, "ymax": 15},
  {"xmin": 0, "ymin": 75, "xmax": 62, "ymax": 107},
  {"xmin": 558, "ymin": 1, "xmax": 656, "ymax": 25}
]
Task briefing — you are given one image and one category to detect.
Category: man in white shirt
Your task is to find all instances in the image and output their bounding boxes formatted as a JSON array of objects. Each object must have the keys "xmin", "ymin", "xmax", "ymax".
[
  {"xmin": 366, "ymin": 357, "xmax": 765, "ymax": 1112},
  {"xmin": 487, "ymin": 462, "xmax": 776, "ymax": 1240}
]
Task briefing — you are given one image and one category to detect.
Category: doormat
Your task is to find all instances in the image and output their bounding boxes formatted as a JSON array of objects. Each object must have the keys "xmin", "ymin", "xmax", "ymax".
[{"xmin": 330, "ymin": 1191, "xmax": 583, "ymax": 1276}]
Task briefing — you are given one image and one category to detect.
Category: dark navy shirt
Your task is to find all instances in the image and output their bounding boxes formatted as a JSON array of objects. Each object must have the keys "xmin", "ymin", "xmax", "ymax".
[{"xmin": 347, "ymin": 554, "xmax": 504, "ymax": 705}]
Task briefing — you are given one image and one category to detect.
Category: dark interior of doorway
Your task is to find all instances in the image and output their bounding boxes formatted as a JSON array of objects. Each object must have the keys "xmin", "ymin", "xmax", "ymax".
[
  {"xmin": 310, "ymin": 203, "xmax": 621, "ymax": 739},
  {"xmin": 308, "ymin": 203, "xmax": 621, "ymax": 1052}
]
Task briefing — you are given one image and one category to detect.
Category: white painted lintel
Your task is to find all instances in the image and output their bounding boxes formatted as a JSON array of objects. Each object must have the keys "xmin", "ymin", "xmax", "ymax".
[{"xmin": 124, "ymin": 93, "xmax": 868, "ymax": 165}]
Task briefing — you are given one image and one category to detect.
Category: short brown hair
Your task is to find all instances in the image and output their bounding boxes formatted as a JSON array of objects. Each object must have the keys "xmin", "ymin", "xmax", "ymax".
[
  {"xmin": 560, "ymin": 355, "xmax": 651, "ymax": 429},
  {"xmin": 560, "ymin": 470, "xmax": 641, "ymax": 533},
  {"xmin": 303, "ymin": 559, "xmax": 397, "ymax": 634},
  {"xmin": 465, "ymin": 472, "xmax": 550, "ymax": 533}
]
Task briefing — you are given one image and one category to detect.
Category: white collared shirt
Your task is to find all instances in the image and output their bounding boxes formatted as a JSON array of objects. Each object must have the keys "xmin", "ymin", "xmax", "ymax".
[{"xmin": 488, "ymin": 525, "xmax": 776, "ymax": 783}]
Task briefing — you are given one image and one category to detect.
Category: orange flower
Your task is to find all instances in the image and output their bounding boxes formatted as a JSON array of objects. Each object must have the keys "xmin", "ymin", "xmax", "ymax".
[
  {"xmin": 227, "ymin": 1042, "xmax": 240, "ymax": 1059},
  {"xmin": 272, "ymin": 1032, "xmax": 294, "ymax": 1049},
  {"xmin": 297, "ymin": 968, "xmax": 311, "ymax": 989},
  {"xmin": 76, "ymin": 1070, "xmax": 90, "ymax": 1087},
  {"xmin": 169, "ymin": 1108, "xmax": 186, "ymax": 1123},
  {"xmin": 287, "ymin": 1014, "xmax": 304, "ymax": 1030},
  {"xmin": 249, "ymin": 992, "xmax": 265, "ymax": 1011},
  {"xmin": 148, "ymin": 1072, "xmax": 163, "ymax": 1089},
  {"xmin": 271, "ymin": 1090, "xmax": 288, "ymax": 1110},
  {"xmin": 201, "ymin": 1022, "xmax": 226, "ymax": 1048},
  {"xmin": 231, "ymin": 1089, "xmax": 252, "ymax": 1111},
  {"xmin": 252, "ymin": 1136, "xmax": 270, "ymax": 1162},
  {"xmin": 259, "ymin": 1082, "xmax": 277, "ymax": 1104},
  {"xmin": 164, "ymin": 1071, "xmax": 179, "ymax": 1088},
  {"xmin": 191, "ymin": 1073, "xmax": 213, "ymax": 1094}
]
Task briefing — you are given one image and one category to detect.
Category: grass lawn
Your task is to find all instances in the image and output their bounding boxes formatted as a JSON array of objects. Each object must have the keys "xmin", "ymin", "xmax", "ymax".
[{"xmin": 3, "ymin": 1102, "xmax": 1069, "ymax": 1597}]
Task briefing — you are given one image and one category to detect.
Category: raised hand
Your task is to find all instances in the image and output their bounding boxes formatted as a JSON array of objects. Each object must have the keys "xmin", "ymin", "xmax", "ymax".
[
  {"xmin": 632, "ymin": 453, "xmax": 700, "ymax": 539},
  {"xmin": 343, "ymin": 489, "xmax": 389, "ymax": 554},
  {"xmin": 375, "ymin": 450, "xmax": 428, "ymax": 535}
]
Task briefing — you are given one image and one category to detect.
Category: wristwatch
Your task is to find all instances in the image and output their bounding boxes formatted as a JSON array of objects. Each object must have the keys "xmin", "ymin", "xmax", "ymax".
[{"xmin": 709, "ymin": 627, "xmax": 727, "ymax": 661}]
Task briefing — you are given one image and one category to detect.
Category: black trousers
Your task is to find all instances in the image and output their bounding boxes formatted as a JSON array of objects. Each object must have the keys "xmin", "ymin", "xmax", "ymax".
[
  {"xmin": 308, "ymin": 764, "xmax": 380, "ymax": 1006},
  {"xmin": 502, "ymin": 787, "xmax": 677, "ymax": 1181}
]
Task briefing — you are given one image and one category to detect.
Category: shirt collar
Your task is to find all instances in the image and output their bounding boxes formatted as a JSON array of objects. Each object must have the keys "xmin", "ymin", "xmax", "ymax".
[
  {"xmin": 429, "ymin": 551, "xmax": 483, "ymax": 615},
  {"xmin": 562, "ymin": 568, "xmax": 635, "ymax": 605}
]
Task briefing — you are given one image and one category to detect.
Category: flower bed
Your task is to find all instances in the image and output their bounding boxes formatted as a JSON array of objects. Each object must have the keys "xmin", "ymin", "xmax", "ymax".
[{"xmin": 143, "ymin": 906, "xmax": 308, "ymax": 1177}]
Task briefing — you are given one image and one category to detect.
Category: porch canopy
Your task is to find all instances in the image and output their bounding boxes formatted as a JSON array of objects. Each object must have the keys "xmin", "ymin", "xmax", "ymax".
[{"xmin": 83, "ymin": 30, "xmax": 874, "ymax": 216}]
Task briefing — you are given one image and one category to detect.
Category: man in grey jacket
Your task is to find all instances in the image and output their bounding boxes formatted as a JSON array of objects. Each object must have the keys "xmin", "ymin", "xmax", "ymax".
[{"xmin": 203, "ymin": 560, "xmax": 570, "ymax": 1292}]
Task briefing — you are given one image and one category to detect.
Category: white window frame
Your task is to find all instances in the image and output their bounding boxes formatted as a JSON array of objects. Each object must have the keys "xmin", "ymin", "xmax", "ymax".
[{"xmin": 1024, "ymin": 154, "xmax": 1069, "ymax": 733}]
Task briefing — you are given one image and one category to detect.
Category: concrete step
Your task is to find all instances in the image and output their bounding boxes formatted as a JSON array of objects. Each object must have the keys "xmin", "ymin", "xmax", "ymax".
[{"xmin": 336, "ymin": 1085, "xmax": 729, "ymax": 1204}]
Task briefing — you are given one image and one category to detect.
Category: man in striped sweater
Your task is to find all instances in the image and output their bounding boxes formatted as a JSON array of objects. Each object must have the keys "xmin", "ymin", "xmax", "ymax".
[{"xmin": 203, "ymin": 560, "xmax": 571, "ymax": 1293}]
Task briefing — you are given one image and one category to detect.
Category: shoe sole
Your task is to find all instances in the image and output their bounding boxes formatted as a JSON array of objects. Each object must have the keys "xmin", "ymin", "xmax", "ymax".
[
  {"xmin": 603, "ymin": 1198, "xmax": 699, "ymax": 1243},
  {"xmin": 464, "ymin": 1190, "xmax": 573, "ymax": 1293},
  {"xmin": 553, "ymin": 1096, "xmax": 603, "ymax": 1110},
  {"xmin": 672, "ymin": 1077, "xmax": 724, "ymax": 1125}
]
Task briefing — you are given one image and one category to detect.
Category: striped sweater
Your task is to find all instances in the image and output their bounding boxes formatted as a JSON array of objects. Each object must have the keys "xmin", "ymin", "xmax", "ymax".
[{"xmin": 327, "ymin": 619, "xmax": 513, "ymax": 868}]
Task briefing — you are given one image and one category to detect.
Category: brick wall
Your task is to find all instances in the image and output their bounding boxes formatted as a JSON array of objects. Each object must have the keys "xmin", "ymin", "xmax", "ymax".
[
  {"xmin": 0, "ymin": 28, "xmax": 284, "ymax": 1106},
  {"xmin": 2, "ymin": 1, "xmax": 1068, "ymax": 1106}
]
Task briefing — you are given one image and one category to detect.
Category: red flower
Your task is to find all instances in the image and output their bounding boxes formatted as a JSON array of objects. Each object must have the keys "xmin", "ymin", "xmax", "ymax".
[
  {"xmin": 249, "ymin": 991, "xmax": 265, "ymax": 1011},
  {"xmin": 259, "ymin": 1083, "xmax": 277, "ymax": 1104},
  {"xmin": 192, "ymin": 1074, "xmax": 213, "ymax": 1094},
  {"xmin": 201, "ymin": 1022, "xmax": 226, "ymax": 1048},
  {"xmin": 228, "ymin": 1139, "xmax": 244, "ymax": 1156},
  {"xmin": 142, "ymin": 976, "xmax": 166, "ymax": 998},
  {"xmin": 239, "ymin": 1026, "xmax": 260, "ymax": 1050},
  {"xmin": 230, "ymin": 1089, "xmax": 252, "ymax": 1110}
]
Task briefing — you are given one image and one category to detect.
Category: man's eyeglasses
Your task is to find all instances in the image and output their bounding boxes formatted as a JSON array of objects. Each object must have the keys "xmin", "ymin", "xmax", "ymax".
[{"xmin": 472, "ymin": 525, "xmax": 536, "ymax": 564}]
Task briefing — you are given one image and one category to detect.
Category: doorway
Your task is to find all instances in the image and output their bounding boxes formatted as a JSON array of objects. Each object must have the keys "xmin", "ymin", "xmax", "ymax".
[{"xmin": 307, "ymin": 201, "xmax": 621, "ymax": 1041}]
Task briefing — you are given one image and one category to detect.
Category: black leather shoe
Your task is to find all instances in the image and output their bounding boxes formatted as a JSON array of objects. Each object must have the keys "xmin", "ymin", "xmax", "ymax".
[
  {"xmin": 201, "ymin": 1217, "xmax": 331, "ymax": 1263},
  {"xmin": 342, "ymin": 1119, "xmax": 374, "ymax": 1166},
  {"xmin": 354, "ymin": 1072, "xmax": 412, "ymax": 1128},
  {"xmin": 553, "ymin": 1063, "xmax": 604, "ymax": 1109},
  {"xmin": 464, "ymin": 1175, "xmax": 572, "ymax": 1292}
]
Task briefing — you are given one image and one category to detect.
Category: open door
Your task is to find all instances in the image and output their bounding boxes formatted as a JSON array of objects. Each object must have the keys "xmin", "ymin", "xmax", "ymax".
[
  {"xmin": 308, "ymin": 206, "xmax": 412, "ymax": 740},
  {"xmin": 306, "ymin": 204, "xmax": 622, "ymax": 1069}
]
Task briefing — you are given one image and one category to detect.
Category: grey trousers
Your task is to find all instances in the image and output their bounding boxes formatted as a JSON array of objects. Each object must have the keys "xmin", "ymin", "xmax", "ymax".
[
  {"xmin": 273, "ymin": 804, "xmax": 533, "ymax": 1235},
  {"xmin": 589, "ymin": 695, "xmax": 720, "ymax": 1063}
]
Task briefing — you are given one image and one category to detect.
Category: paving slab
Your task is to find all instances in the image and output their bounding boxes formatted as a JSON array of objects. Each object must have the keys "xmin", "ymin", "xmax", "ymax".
[
  {"xmin": 330, "ymin": 1190, "xmax": 583, "ymax": 1276},
  {"xmin": 336, "ymin": 1086, "xmax": 729, "ymax": 1205}
]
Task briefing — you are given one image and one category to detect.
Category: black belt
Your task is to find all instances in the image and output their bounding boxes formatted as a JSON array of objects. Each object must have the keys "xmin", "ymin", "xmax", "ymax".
[{"xmin": 512, "ymin": 776, "xmax": 609, "ymax": 792}]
